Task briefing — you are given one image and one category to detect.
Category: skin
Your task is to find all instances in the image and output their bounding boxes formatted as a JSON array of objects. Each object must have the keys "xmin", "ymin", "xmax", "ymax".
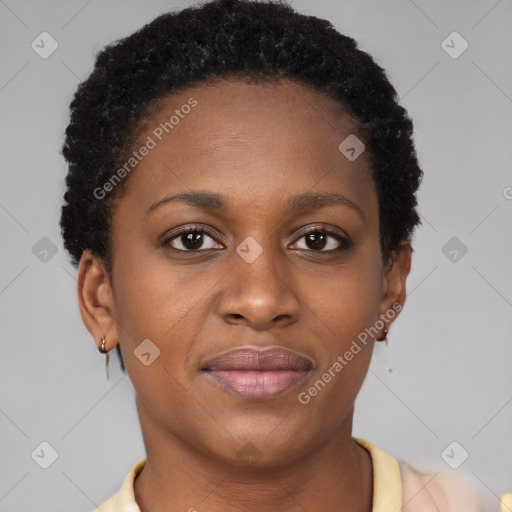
[{"xmin": 78, "ymin": 79, "xmax": 411, "ymax": 512}]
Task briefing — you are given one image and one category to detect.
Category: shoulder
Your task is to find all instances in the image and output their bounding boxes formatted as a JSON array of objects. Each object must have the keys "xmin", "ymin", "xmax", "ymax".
[
  {"xmin": 399, "ymin": 461, "xmax": 488, "ymax": 512},
  {"xmin": 91, "ymin": 494, "xmax": 118, "ymax": 512},
  {"xmin": 354, "ymin": 436, "xmax": 492, "ymax": 512},
  {"xmin": 90, "ymin": 458, "xmax": 146, "ymax": 512}
]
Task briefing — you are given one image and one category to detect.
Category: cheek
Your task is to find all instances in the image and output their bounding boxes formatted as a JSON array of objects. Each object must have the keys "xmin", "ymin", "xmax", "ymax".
[
  {"xmin": 110, "ymin": 261, "xmax": 202, "ymax": 421},
  {"xmin": 111, "ymin": 253, "xmax": 220, "ymax": 381},
  {"xmin": 112, "ymin": 252, "xmax": 202, "ymax": 333},
  {"xmin": 296, "ymin": 263, "xmax": 381, "ymax": 417},
  {"xmin": 309, "ymin": 280, "xmax": 378, "ymax": 380},
  {"xmin": 296, "ymin": 251, "xmax": 383, "ymax": 336},
  {"xmin": 301, "ymin": 257, "xmax": 384, "ymax": 399}
]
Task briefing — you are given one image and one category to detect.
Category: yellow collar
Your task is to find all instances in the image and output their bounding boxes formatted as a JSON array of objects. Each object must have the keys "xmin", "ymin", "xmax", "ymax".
[
  {"xmin": 353, "ymin": 437, "xmax": 402, "ymax": 511},
  {"xmin": 97, "ymin": 437, "xmax": 402, "ymax": 511}
]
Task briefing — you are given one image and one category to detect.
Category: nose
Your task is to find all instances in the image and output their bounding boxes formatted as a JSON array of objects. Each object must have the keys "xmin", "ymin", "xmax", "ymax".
[{"xmin": 217, "ymin": 246, "xmax": 301, "ymax": 330}]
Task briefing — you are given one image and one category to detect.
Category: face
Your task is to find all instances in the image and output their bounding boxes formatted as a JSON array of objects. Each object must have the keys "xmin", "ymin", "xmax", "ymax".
[{"xmin": 79, "ymin": 79, "xmax": 410, "ymax": 466}]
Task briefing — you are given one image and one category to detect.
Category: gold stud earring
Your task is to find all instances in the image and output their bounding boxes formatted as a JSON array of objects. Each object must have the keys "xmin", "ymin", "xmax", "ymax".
[
  {"xmin": 377, "ymin": 328, "xmax": 388, "ymax": 345},
  {"xmin": 98, "ymin": 335, "xmax": 110, "ymax": 380}
]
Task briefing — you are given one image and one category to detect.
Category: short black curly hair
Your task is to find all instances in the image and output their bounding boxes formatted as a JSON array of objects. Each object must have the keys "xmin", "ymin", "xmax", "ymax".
[{"xmin": 60, "ymin": 0, "xmax": 423, "ymax": 368}]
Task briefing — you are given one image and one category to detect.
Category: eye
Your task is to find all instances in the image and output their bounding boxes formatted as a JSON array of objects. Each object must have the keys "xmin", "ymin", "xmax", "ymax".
[
  {"xmin": 162, "ymin": 224, "xmax": 352, "ymax": 253},
  {"xmin": 291, "ymin": 227, "xmax": 352, "ymax": 252},
  {"xmin": 162, "ymin": 225, "xmax": 223, "ymax": 252}
]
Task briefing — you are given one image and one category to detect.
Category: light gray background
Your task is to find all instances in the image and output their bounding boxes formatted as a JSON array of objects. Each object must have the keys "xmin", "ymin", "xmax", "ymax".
[{"xmin": 0, "ymin": 0, "xmax": 511, "ymax": 511}]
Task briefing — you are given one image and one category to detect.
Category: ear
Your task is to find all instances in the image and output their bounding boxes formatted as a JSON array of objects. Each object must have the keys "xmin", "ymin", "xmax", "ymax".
[
  {"xmin": 77, "ymin": 249, "xmax": 119, "ymax": 352},
  {"xmin": 378, "ymin": 241, "xmax": 412, "ymax": 321}
]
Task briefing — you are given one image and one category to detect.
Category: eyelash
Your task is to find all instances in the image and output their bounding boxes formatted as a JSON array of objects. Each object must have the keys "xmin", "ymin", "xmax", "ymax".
[{"xmin": 161, "ymin": 224, "xmax": 353, "ymax": 253}]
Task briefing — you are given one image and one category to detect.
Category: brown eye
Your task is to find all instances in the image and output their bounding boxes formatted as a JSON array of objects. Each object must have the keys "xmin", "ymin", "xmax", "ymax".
[
  {"xmin": 304, "ymin": 231, "xmax": 329, "ymax": 251},
  {"xmin": 163, "ymin": 227, "xmax": 223, "ymax": 252},
  {"xmin": 292, "ymin": 228, "xmax": 352, "ymax": 252}
]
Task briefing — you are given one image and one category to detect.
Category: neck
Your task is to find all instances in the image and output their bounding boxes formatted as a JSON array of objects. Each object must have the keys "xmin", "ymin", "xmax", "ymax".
[{"xmin": 134, "ymin": 397, "xmax": 373, "ymax": 512}]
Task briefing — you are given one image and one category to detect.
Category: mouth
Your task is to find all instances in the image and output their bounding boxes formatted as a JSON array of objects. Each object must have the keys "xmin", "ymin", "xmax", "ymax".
[{"xmin": 201, "ymin": 346, "xmax": 313, "ymax": 400}]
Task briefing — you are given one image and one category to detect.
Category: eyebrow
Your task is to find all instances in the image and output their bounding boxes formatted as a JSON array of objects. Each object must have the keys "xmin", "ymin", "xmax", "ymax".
[
  {"xmin": 146, "ymin": 191, "xmax": 367, "ymax": 224},
  {"xmin": 146, "ymin": 192, "xmax": 227, "ymax": 215},
  {"xmin": 289, "ymin": 192, "xmax": 367, "ymax": 224}
]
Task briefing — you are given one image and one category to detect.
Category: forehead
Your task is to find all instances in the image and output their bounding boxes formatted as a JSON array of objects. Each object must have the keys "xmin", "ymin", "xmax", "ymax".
[
  {"xmin": 114, "ymin": 78, "xmax": 376, "ymax": 222},
  {"xmin": 141, "ymin": 78, "xmax": 359, "ymax": 149}
]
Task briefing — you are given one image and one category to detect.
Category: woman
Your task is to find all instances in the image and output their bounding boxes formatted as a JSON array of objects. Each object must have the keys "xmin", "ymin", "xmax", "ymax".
[{"xmin": 60, "ymin": 0, "xmax": 506, "ymax": 510}]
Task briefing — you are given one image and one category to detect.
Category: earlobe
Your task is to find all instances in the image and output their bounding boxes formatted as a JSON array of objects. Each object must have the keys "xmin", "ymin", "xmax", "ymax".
[{"xmin": 76, "ymin": 250, "xmax": 118, "ymax": 352}]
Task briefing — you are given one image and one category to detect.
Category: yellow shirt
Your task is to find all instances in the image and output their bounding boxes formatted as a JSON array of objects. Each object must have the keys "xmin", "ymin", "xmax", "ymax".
[{"xmin": 92, "ymin": 437, "xmax": 502, "ymax": 511}]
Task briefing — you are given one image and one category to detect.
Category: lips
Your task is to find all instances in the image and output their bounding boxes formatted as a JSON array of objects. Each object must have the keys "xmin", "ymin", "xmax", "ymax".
[
  {"xmin": 201, "ymin": 346, "xmax": 314, "ymax": 399},
  {"xmin": 201, "ymin": 346, "xmax": 314, "ymax": 372}
]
